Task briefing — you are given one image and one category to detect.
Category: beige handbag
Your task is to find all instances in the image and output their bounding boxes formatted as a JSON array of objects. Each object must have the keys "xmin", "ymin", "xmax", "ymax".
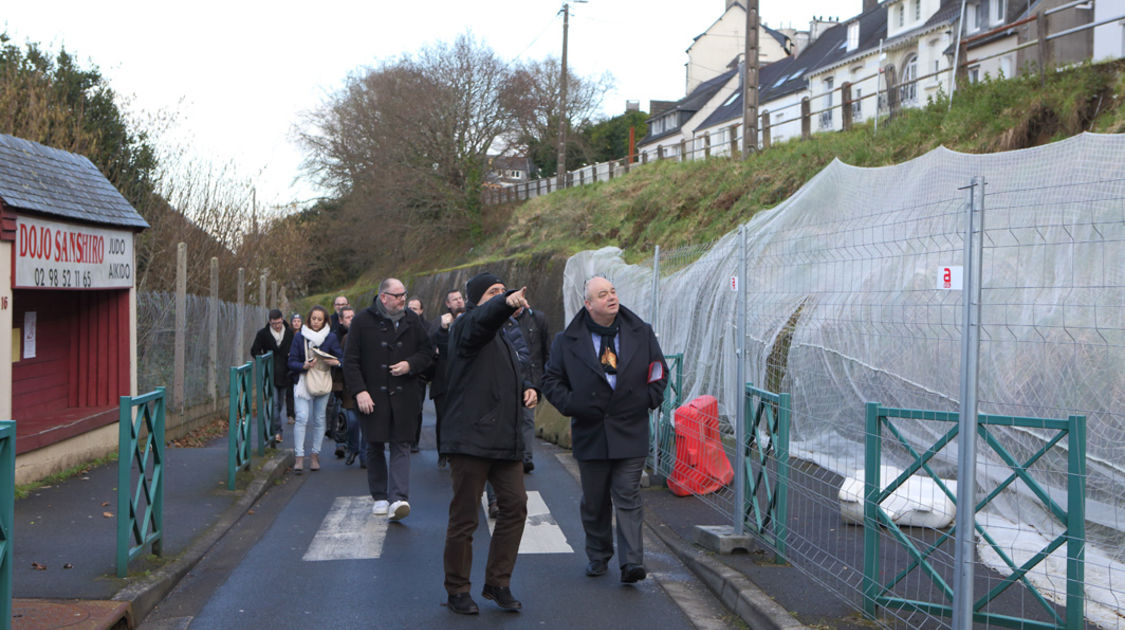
[{"xmin": 304, "ymin": 341, "xmax": 334, "ymax": 396}]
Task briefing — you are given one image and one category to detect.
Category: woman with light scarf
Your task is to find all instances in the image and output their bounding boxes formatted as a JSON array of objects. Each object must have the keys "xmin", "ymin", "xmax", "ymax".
[{"xmin": 286, "ymin": 305, "xmax": 344, "ymax": 473}]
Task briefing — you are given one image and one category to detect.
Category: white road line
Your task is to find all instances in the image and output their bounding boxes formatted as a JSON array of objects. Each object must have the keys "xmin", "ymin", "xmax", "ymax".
[
  {"xmin": 482, "ymin": 490, "xmax": 574, "ymax": 554},
  {"xmin": 302, "ymin": 496, "xmax": 386, "ymax": 561}
]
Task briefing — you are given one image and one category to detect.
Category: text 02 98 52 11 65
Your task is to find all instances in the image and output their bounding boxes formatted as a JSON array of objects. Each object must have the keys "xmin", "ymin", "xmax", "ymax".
[{"xmin": 14, "ymin": 215, "xmax": 134, "ymax": 290}]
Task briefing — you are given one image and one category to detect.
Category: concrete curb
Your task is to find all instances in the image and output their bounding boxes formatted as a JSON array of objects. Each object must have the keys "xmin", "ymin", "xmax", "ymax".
[
  {"xmin": 111, "ymin": 450, "xmax": 294, "ymax": 623},
  {"xmin": 645, "ymin": 521, "xmax": 812, "ymax": 630}
]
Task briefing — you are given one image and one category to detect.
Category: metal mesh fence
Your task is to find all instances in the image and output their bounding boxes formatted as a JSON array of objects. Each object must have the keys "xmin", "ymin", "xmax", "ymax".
[
  {"xmin": 561, "ymin": 133, "xmax": 1125, "ymax": 629},
  {"xmin": 137, "ymin": 291, "xmax": 267, "ymax": 409}
]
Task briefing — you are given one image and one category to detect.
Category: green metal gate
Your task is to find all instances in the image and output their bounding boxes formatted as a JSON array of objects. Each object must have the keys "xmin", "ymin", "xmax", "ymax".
[
  {"xmin": 228, "ymin": 362, "xmax": 254, "ymax": 490},
  {"xmin": 254, "ymin": 352, "xmax": 275, "ymax": 456},
  {"xmin": 743, "ymin": 383, "xmax": 790, "ymax": 562},
  {"xmin": 863, "ymin": 403, "xmax": 1086, "ymax": 629},
  {"xmin": 117, "ymin": 388, "xmax": 165, "ymax": 577}
]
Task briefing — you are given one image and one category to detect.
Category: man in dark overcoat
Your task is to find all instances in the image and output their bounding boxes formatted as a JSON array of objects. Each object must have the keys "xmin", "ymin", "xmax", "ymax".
[
  {"xmin": 428, "ymin": 289, "xmax": 465, "ymax": 469},
  {"xmin": 439, "ymin": 272, "xmax": 537, "ymax": 615},
  {"xmin": 344, "ymin": 277, "xmax": 433, "ymax": 521},
  {"xmin": 250, "ymin": 309, "xmax": 294, "ymax": 447},
  {"xmin": 541, "ymin": 276, "xmax": 667, "ymax": 584}
]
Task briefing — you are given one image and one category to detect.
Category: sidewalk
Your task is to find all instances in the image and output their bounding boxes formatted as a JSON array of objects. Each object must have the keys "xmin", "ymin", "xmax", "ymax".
[
  {"xmin": 10, "ymin": 437, "xmax": 849, "ymax": 630},
  {"xmin": 11, "ymin": 443, "xmax": 291, "ymax": 629}
]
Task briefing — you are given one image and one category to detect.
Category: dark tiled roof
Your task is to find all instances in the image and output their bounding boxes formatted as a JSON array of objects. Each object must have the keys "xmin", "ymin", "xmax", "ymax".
[
  {"xmin": 0, "ymin": 134, "xmax": 148, "ymax": 229},
  {"xmin": 639, "ymin": 67, "xmax": 740, "ymax": 145},
  {"xmin": 697, "ymin": 56, "xmax": 800, "ymax": 130},
  {"xmin": 807, "ymin": 3, "xmax": 889, "ymax": 74}
]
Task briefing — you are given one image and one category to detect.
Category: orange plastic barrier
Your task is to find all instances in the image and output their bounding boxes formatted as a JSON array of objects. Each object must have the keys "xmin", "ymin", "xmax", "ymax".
[{"xmin": 666, "ymin": 395, "xmax": 734, "ymax": 497}]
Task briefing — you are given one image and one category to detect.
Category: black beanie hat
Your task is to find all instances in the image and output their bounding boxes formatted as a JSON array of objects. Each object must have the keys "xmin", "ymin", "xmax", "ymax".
[{"xmin": 466, "ymin": 272, "xmax": 503, "ymax": 305}]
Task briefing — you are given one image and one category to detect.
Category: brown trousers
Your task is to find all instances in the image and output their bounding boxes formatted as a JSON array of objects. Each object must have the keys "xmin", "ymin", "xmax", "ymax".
[{"xmin": 443, "ymin": 455, "xmax": 527, "ymax": 593}]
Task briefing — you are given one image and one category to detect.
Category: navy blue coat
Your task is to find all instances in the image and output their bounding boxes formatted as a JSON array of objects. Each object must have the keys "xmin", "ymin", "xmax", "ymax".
[{"xmin": 542, "ymin": 305, "xmax": 666, "ymax": 461}]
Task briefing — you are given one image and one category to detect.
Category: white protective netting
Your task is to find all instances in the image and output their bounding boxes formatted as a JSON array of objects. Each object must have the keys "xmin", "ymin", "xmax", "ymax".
[{"xmin": 561, "ymin": 132, "xmax": 1125, "ymax": 628}]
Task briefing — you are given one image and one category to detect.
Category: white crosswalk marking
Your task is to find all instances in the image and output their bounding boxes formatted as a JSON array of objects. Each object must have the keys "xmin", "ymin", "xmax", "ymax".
[
  {"xmin": 302, "ymin": 496, "xmax": 387, "ymax": 561},
  {"xmin": 482, "ymin": 490, "xmax": 574, "ymax": 554}
]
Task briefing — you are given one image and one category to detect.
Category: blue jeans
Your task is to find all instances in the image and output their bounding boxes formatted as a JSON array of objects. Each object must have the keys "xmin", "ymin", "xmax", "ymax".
[
  {"xmin": 345, "ymin": 408, "xmax": 365, "ymax": 465},
  {"xmin": 293, "ymin": 393, "xmax": 329, "ymax": 457},
  {"xmin": 270, "ymin": 385, "xmax": 289, "ymax": 438}
]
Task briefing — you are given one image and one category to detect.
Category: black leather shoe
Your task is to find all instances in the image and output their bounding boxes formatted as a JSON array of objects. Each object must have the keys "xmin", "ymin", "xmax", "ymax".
[
  {"xmin": 447, "ymin": 592, "xmax": 479, "ymax": 615},
  {"xmin": 334, "ymin": 446, "xmax": 345, "ymax": 459},
  {"xmin": 481, "ymin": 584, "xmax": 522, "ymax": 611},
  {"xmin": 621, "ymin": 563, "xmax": 647, "ymax": 583},
  {"xmin": 345, "ymin": 451, "xmax": 357, "ymax": 466},
  {"xmin": 523, "ymin": 460, "xmax": 535, "ymax": 473},
  {"xmin": 585, "ymin": 560, "xmax": 608, "ymax": 577}
]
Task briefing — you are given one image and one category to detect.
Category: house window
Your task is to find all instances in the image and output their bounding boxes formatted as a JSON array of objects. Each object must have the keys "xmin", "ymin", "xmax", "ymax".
[
  {"xmin": 968, "ymin": 65, "xmax": 980, "ymax": 83},
  {"xmin": 847, "ymin": 22, "xmax": 859, "ymax": 51},
  {"xmin": 898, "ymin": 4, "xmax": 905, "ymax": 28},
  {"xmin": 914, "ymin": 0, "xmax": 921, "ymax": 21},
  {"xmin": 900, "ymin": 55, "xmax": 918, "ymax": 104},
  {"xmin": 852, "ymin": 88, "xmax": 863, "ymax": 121}
]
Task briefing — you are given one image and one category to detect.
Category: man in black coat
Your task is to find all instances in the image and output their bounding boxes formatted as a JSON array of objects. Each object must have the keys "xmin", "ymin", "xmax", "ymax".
[
  {"xmin": 440, "ymin": 272, "xmax": 537, "ymax": 615},
  {"xmin": 343, "ymin": 278, "xmax": 433, "ymax": 522},
  {"xmin": 250, "ymin": 309, "xmax": 294, "ymax": 447},
  {"xmin": 428, "ymin": 289, "xmax": 465, "ymax": 469},
  {"xmin": 515, "ymin": 303, "xmax": 550, "ymax": 471},
  {"xmin": 541, "ymin": 276, "xmax": 667, "ymax": 584}
]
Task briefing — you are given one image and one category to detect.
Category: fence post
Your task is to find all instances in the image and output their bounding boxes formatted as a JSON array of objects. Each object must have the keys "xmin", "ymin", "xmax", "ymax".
[
  {"xmin": 801, "ymin": 97, "xmax": 811, "ymax": 140},
  {"xmin": 174, "ymin": 243, "xmax": 186, "ymax": 414},
  {"xmin": 704, "ymin": 134, "xmax": 712, "ymax": 159},
  {"xmin": 862, "ymin": 402, "xmax": 882, "ymax": 617},
  {"xmin": 641, "ymin": 151, "xmax": 648, "ymax": 164},
  {"xmin": 733, "ymin": 225, "xmax": 747, "ymax": 536},
  {"xmin": 679, "ymin": 139, "xmax": 687, "ymax": 162},
  {"xmin": 1037, "ymin": 12, "xmax": 1048, "ymax": 86},
  {"xmin": 0, "ymin": 421, "xmax": 13, "ymax": 630},
  {"xmin": 952, "ymin": 175, "xmax": 986, "ymax": 630},
  {"xmin": 648, "ymin": 245, "xmax": 661, "ymax": 475},
  {"xmin": 761, "ymin": 111, "xmax": 771, "ymax": 149},
  {"xmin": 729, "ymin": 124, "xmax": 740, "ymax": 158},
  {"xmin": 608, "ymin": 160, "xmax": 615, "ymax": 179},
  {"xmin": 209, "ymin": 257, "xmax": 218, "ymax": 408},
  {"xmin": 842, "ymin": 82, "xmax": 853, "ymax": 131},
  {"xmin": 237, "ymin": 268, "xmax": 245, "ymax": 370},
  {"xmin": 1067, "ymin": 414, "xmax": 1087, "ymax": 629},
  {"xmin": 623, "ymin": 156, "xmax": 630, "ymax": 174},
  {"xmin": 657, "ymin": 145, "xmax": 664, "ymax": 161}
]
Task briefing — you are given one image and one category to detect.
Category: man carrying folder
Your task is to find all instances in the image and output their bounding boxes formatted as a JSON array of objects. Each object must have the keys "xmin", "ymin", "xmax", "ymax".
[{"xmin": 542, "ymin": 275, "xmax": 668, "ymax": 584}]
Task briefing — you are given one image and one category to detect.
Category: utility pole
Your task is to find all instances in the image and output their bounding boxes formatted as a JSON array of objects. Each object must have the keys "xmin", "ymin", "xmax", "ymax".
[
  {"xmin": 556, "ymin": 1, "xmax": 587, "ymax": 190},
  {"xmin": 742, "ymin": 0, "xmax": 760, "ymax": 158}
]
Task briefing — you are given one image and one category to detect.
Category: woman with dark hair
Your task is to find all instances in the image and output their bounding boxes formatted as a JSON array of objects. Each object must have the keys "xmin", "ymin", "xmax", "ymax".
[{"xmin": 287, "ymin": 305, "xmax": 343, "ymax": 473}]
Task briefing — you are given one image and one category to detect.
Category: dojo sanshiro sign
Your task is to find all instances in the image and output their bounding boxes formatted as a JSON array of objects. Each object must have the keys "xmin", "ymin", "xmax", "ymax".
[{"xmin": 13, "ymin": 216, "xmax": 134, "ymax": 289}]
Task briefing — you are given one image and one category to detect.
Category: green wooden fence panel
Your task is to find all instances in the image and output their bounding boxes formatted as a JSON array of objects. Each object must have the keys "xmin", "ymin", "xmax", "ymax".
[
  {"xmin": 0, "ymin": 421, "xmax": 14, "ymax": 630},
  {"xmin": 116, "ymin": 387, "xmax": 165, "ymax": 578},
  {"xmin": 862, "ymin": 403, "xmax": 1086, "ymax": 629},
  {"xmin": 743, "ymin": 383, "xmax": 790, "ymax": 563},
  {"xmin": 228, "ymin": 362, "xmax": 253, "ymax": 490},
  {"xmin": 254, "ymin": 352, "xmax": 274, "ymax": 456}
]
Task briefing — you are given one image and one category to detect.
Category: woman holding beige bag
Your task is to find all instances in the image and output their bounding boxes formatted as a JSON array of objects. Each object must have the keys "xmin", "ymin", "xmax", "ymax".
[{"xmin": 287, "ymin": 305, "xmax": 343, "ymax": 473}]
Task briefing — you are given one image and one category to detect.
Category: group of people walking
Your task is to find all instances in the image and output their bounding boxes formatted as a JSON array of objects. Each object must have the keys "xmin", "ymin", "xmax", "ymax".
[{"xmin": 251, "ymin": 272, "xmax": 667, "ymax": 615}]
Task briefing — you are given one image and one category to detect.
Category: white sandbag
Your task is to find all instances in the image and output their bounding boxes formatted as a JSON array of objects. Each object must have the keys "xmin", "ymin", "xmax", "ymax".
[{"xmin": 839, "ymin": 465, "xmax": 957, "ymax": 529}]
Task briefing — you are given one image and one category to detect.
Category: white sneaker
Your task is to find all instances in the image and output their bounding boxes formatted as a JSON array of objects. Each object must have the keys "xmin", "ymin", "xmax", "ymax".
[
  {"xmin": 372, "ymin": 500, "xmax": 389, "ymax": 516},
  {"xmin": 388, "ymin": 500, "xmax": 411, "ymax": 521}
]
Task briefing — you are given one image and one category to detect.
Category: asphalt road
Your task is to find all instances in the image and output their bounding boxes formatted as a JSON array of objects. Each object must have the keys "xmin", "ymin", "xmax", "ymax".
[{"xmin": 138, "ymin": 406, "xmax": 737, "ymax": 630}]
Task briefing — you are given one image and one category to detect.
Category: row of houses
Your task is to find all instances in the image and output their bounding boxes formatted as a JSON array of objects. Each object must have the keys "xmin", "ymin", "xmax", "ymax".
[{"xmin": 638, "ymin": 0, "xmax": 1125, "ymax": 160}]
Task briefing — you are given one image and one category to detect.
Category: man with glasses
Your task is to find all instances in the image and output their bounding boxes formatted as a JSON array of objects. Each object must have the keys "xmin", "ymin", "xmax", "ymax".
[
  {"xmin": 343, "ymin": 278, "xmax": 434, "ymax": 520},
  {"xmin": 250, "ymin": 309, "xmax": 295, "ymax": 447}
]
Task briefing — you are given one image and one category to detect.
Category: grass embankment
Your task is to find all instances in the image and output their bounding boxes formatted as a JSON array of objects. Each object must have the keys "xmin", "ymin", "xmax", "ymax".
[{"xmin": 308, "ymin": 59, "xmax": 1125, "ymax": 308}]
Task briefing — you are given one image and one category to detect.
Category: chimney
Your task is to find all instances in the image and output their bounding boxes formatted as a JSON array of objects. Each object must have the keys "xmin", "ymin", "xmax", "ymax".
[{"xmin": 863, "ymin": 0, "xmax": 878, "ymax": 12}]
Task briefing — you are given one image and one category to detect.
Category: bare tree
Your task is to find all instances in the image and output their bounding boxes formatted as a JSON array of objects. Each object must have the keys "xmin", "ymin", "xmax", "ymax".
[
  {"xmin": 298, "ymin": 33, "xmax": 516, "ymax": 246},
  {"xmin": 504, "ymin": 57, "xmax": 612, "ymax": 175}
]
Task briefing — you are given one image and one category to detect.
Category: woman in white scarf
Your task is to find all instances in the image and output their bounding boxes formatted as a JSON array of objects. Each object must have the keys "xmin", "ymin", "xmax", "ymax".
[{"xmin": 286, "ymin": 306, "xmax": 343, "ymax": 473}]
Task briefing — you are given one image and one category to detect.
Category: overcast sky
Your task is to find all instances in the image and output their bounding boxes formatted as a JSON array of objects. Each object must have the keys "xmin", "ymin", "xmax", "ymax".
[{"xmin": 3, "ymin": 0, "xmax": 852, "ymax": 209}]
